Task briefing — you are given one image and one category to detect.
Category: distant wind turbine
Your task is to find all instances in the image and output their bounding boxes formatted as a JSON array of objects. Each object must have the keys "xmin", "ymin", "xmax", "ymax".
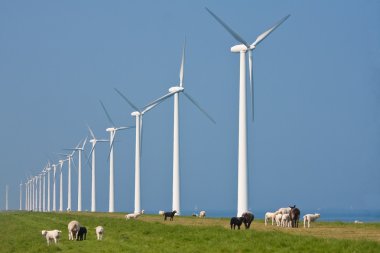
[
  {"xmin": 52, "ymin": 164, "xmax": 57, "ymax": 212},
  {"xmin": 143, "ymin": 41, "xmax": 215, "ymax": 215},
  {"xmin": 87, "ymin": 126, "xmax": 108, "ymax": 212},
  {"xmin": 38, "ymin": 174, "xmax": 42, "ymax": 212},
  {"xmin": 58, "ymin": 159, "xmax": 67, "ymax": 212},
  {"xmin": 19, "ymin": 182, "xmax": 22, "ymax": 211},
  {"xmin": 115, "ymin": 88, "xmax": 161, "ymax": 214},
  {"xmin": 42, "ymin": 169, "xmax": 46, "ymax": 211},
  {"xmin": 46, "ymin": 164, "xmax": 51, "ymax": 212},
  {"xmin": 5, "ymin": 184, "xmax": 9, "ymax": 211},
  {"xmin": 206, "ymin": 7, "xmax": 290, "ymax": 216},
  {"xmin": 100, "ymin": 100, "xmax": 134, "ymax": 213}
]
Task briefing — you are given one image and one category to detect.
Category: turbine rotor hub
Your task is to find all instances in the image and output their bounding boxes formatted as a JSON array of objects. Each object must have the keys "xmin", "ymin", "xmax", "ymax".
[{"xmin": 169, "ymin": 86, "xmax": 184, "ymax": 93}]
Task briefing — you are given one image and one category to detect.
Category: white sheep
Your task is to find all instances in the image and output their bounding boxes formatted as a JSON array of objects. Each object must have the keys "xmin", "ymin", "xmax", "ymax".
[
  {"xmin": 275, "ymin": 207, "xmax": 291, "ymax": 215},
  {"xmin": 68, "ymin": 220, "xmax": 81, "ymax": 240},
  {"xmin": 95, "ymin": 226, "xmax": 104, "ymax": 240},
  {"xmin": 275, "ymin": 213, "xmax": 283, "ymax": 226},
  {"xmin": 158, "ymin": 210, "xmax": 165, "ymax": 215},
  {"xmin": 125, "ymin": 210, "xmax": 144, "ymax": 220},
  {"xmin": 303, "ymin": 213, "xmax": 320, "ymax": 228},
  {"xmin": 199, "ymin": 210, "xmax": 206, "ymax": 218},
  {"xmin": 41, "ymin": 230, "xmax": 61, "ymax": 245},
  {"xmin": 264, "ymin": 212, "xmax": 276, "ymax": 226},
  {"xmin": 281, "ymin": 213, "xmax": 291, "ymax": 227}
]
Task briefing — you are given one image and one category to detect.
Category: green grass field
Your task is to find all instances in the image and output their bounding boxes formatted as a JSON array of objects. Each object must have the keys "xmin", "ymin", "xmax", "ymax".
[{"xmin": 0, "ymin": 211, "xmax": 379, "ymax": 253}]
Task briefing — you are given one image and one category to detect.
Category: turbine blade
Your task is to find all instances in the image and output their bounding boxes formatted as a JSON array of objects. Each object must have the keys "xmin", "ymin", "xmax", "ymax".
[
  {"xmin": 143, "ymin": 92, "xmax": 173, "ymax": 111},
  {"xmin": 116, "ymin": 126, "xmax": 134, "ymax": 131},
  {"xmin": 81, "ymin": 137, "xmax": 87, "ymax": 149},
  {"xmin": 86, "ymin": 143, "xmax": 96, "ymax": 169},
  {"xmin": 107, "ymin": 131, "xmax": 117, "ymax": 162},
  {"xmin": 114, "ymin": 88, "xmax": 140, "ymax": 112},
  {"xmin": 99, "ymin": 100, "xmax": 116, "ymax": 127},
  {"xmin": 179, "ymin": 38, "xmax": 186, "ymax": 87},
  {"xmin": 251, "ymin": 14, "xmax": 290, "ymax": 48},
  {"xmin": 205, "ymin": 7, "xmax": 250, "ymax": 47},
  {"xmin": 87, "ymin": 125, "xmax": 96, "ymax": 139},
  {"xmin": 248, "ymin": 50, "xmax": 254, "ymax": 121},
  {"xmin": 141, "ymin": 102, "xmax": 160, "ymax": 114},
  {"xmin": 183, "ymin": 92, "xmax": 216, "ymax": 124}
]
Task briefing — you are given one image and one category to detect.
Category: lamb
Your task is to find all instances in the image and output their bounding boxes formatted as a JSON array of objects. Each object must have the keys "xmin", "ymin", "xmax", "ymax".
[
  {"xmin": 77, "ymin": 226, "xmax": 87, "ymax": 241},
  {"xmin": 230, "ymin": 217, "xmax": 245, "ymax": 230},
  {"xmin": 95, "ymin": 226, "xmax": 104, "ymax": 240},
  {"xmin": 303, "ymin": 213, "xmax": 320, "ymax": 228},
  {"xmin": 41, "ymin": 230, "xmax": 61, "ymax": 245},
  {"xmin": 242, "ymin": 212, "xmax": 254, "ymax": 229},
  {"xmin": 68, "ymin": 220, "xmax": 81, "ymax": 240},
  {"xmin": 199, "ymin": 210, "xmax": 206, "ymax": 218},
  {"xmin": 264, "ymin": 212, "xmax": 276, "ymax": 226},
  {"xmin": 274, "ymin": 207, "xmax": 291, "ymax": 215},
  {"xmin": 275, "ymin": 213, "xmax": 283, "ymax": 226},
  {"xmin": 163, "ymin": 210, "xmax": 177, "ymax": 221},
  {"xmin": 158, "ymin": 210, "xmax": 165, "ymax": 215},
  {"xmin": 125, "ymin": 210, "xmax": 144, "ymax": 220},
  {"xmin": 281, "ymin": 213, "xmax": 291, "ymax": 227}
]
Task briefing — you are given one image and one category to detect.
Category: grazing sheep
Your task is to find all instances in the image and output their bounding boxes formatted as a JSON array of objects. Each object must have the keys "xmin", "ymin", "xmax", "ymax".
[
  {"xmin": 158, "ymin": 210, "xmax": 165, "ymax": 215},
  {"xmin": 68, "ymin": 220, "xmax": 81, "ymax": 240},
  {"xmin": 281, "ymin": 213, "xmax": 291, "ymax": 227},
  {"xmin": 290, "ymin": 206, "xmax": 301, "ymax": 228},
  {"xmin": 275, "ymin": 207, "xmax": 291, "ymax": 215},
  {"xmin": 164, "ymin": 210, "xmax": 177, "ymax": 221},
  {"xmin": 303, "ymin": 213, "xmax": 320, "ymax": 228},
  {"xmin": 95, "ymin": 226, "xmax": 104, "ymax": 240},
  {"xmin": 125, "ymin": 210, "xmax": 144, "ymax": 220},
  {"xmin": 354, "ymin": 220, "xmax": 364, "ymax": 224},
  {"xmin": 230, "ymin": 217, "xmax": 245, "ymax": 230},
  {"xmin": 265, "ymin": 212, "xmax": 276, "ymax": 226},
  {"xmin": 41, "ymin": 230, "xmax": 61, "ymax": 245},
  {"xmin": 275, "ymin": 213, "xmax": 283, "ymax": 226},
  {"xmin": 242, "ymin": 212, "xmax": 254, "ymax": 229},
  {"xmin": 77, "ymin": 226, "xmax": 87, "ymax": 241},
  {"xmin": 199, "ymin": 210, "xmax": 206, "ymax": 218}
]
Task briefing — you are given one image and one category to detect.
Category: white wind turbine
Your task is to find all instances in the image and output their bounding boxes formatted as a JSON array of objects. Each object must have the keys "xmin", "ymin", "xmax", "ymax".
[
  {"xmin": 38, "ymin": 174, "xmax": 42, "ymax": 212},
  {"xmin": 99, "ymin": 101, "xmax": 134, "ymax": 213},
  {"xmin": 58, "ymin": 159, "xmax": 67, "ymax": 212},
  {"xmin": 65, "ymin": 138, "xmax": 87, "ymax": 212},
  {"xmin": 34, "ymin": 176, "xmax": 38, "ymax": 211},
  {"xmin": 42, "ymin": 169, "xmax": 46, "ymax": 211},
  {"xmin": 143, "ymin": 42, "xmax": 215, "ymax": 215},
  {"xmin": 86, "ymin": 126, "xmax": 108, "ymax": 212},
  {"xmin": 206, "ymin": 8, "xmax": 290, "ymax": 216},
  {"xmin": 24, "ymin": 181, "xmax": 28, "ymax": 211},
  {"xmin": 46, "ymin": 164, "xmax": 51, "ymax": 212},
  {"xmin": 61, "ymin": 151, "xmax": 75, "ymax": 211},
  {"xmin": 115, "ymin": 88, "xmax": 162, "ymax": 214},
  {"xmin": 5, "ymin": 184, "xmax": 8, "ymax": 211}
]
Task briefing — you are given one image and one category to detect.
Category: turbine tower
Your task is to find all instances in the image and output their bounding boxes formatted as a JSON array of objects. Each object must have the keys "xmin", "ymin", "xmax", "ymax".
[
  {"xmin": 115, "ymin": 88, "xmax": 161, "ymax": 214},
  {"xmin": 87, "ymin": 126, "xmax": 108, "ymax": 212},
  {"xmin": 5, "ymin": 184, "xmax": 8, "ymax": 211},
  {"xmin": 19, "ymin": 182, "xmax": 22, "ymax": 211},
  {"xmin": 100, "ymin": 101, "xmax": 133, "ymax": 213},
  {"xmin": 58, "ymin": 159, "xmax": 66, "ymax": 212},
  {"xmin": 52, "ymin": 164, "xmax": 57, "ymax": 212},
  {"xmin": 47, "ymin": 165, "xmax": 51, "ymax": 212},
  {"xmin": 206, "ymin": 8, "xmax": 290, "ymax": 216},
  {"xmin": 42, "ymin": 169, "xmax": 46, "ymax": 211},
  {"xmin": 38, "ymin": 174, "xmax": 42, "ymax": 212},
  {"xmin": 143, "ymin": 41, "xmax": 215, "ymax": 215},
  {"xmin": 24, "ymin": 181, "xmax": 28, "ymax": 211}
]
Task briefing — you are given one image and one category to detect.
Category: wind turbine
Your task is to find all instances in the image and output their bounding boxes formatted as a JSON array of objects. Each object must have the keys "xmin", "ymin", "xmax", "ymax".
[
  {"xmin": 65, "ymin": 138, "xmax": 87, "ymax": 212},
  {"xmin": 46, "ymin": 164, "xmax": 51, "ymax": 212},
  {"xmin": 99, "ymin": 100, "xmax": 134, "ymax": 213},
  {"xmin": 42, "ymin": 169, "xmax": 46, "ymax": 211},
  {"xmin": 58, "ymin": 159, "xmax": 67, "ymax": 212},
  {"xmin": 115, "ymin": 88, "xmax": 162, "ymax": 214},
  {"xmin": 59, "ymin": 151, "xmax": 75, "ymax": 211},
  {"xmin": 5, "ymin": 184, "xmax": 8, "ymax": 211},
  {"xmin": 38, "ymin": 174, "xmax": 42, "ymax": 212},
  {"xmin": 86, "ymin": 126, "xmax": 108, "ymax": 212},
  {"xmin": 206, "ymin": 8, "xmax": 290, "ymax": 216},
  {"xmin": 143, "ymin": 41, "xmax": 215, "ymax": 215},
  {"xmin": 24, "ymin": 181, "xmax": 28, "ymax": 211}
]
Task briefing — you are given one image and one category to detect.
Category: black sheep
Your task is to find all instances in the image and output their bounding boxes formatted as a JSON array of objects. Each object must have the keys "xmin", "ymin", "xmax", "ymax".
[
  {"xmin": 164, "ymin": 210, "xmax": 177, "ymax": 221},
  {"xmin": 230, "ymin": 217, "xmax": 245, "ymax": 230},
  {"xmin": 77, "ymin": 226, "xmax": 87, "ymax": 241},
  {"xmin": 242, "ymin": 212, "xmax": 255, "ymax": 229}
]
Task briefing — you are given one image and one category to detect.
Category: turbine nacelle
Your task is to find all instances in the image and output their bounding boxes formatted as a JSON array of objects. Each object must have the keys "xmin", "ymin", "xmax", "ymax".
[
  {"xmin": 131, "ymin": 111, "xmax": 141, "ymax": 117},
  {"xmin": 231, "ymin": 44, "xmax": 249, "ymax": 53},
  {"xmin": 106, "ymin": 127, "xmax": 116, "ymax": 132},
  {"xmin": 169, "ymin": 86, "xmax": 184, "ymax": 93}
]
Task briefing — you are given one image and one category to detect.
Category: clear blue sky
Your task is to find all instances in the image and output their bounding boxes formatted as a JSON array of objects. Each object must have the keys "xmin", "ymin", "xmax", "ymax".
[{"xmin": 0, "ymin": 0, "xmax": 379, "ymax": 215}]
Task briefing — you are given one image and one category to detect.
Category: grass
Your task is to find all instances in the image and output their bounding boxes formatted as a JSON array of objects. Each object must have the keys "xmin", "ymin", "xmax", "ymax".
[{"xmin": 0, "ymin": 211, "xmax": 379, "ymax": 253}]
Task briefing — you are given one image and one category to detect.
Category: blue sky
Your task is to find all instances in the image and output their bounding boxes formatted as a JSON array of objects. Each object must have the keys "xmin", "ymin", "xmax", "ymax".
[{"xmin": 0, "ymin": 0, "xmax": 379, "ymax": 215}]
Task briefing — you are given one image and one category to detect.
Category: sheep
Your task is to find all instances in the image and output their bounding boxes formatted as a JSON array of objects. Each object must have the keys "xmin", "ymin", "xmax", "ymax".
[
  {"xmin": 95, "ymin": 226, "xmax": 104, "ymax": 240},
  {"xmin": 125, "ymin": 210, "xmax": 144, "ymax": 220},
  {"xmin": 265, "ymin": 212, "xmax": 276, "ymax": 226},
  {"xmin": 354, "ymin": 220, "xmax": 364, "ymax": 224},
  {"xmin": 290, "ymin": 206, "xmax": 301, "ymax": 228},
  {"xmin": 281, "ymin": 213, "xmax": 291, "ymax": 227},
  {"xmin": 303, "ymin": 213, "xmax": 320, "ymax": 228},
  {"xmin": 68, "ymin": 220, "xmax": 81, "ymax": 240},
  {"xmin": 275, "ymin": 213, "xmax": 283, "ymax": 226},
  {"xmin": 274, "ymin": 207, "xmax": 291, "ymax": 215},
  {"xmin": 158, "ymin": 210, "xmax": 165, "ymax": 215},
  {"xmin": 77, "ymin": 226, "xmax": 87, "ymax": 241},
  {"xmin": 230, "ymin": 217, "xmax": 245, "ymax": 230},
  {"xmin": 242, "ymin": 212, "xmax": 254, "ymax": 229},
  {"xmin": 41, "ymin": 230, "xmax": 61, "ymax": 245},
  {"xmin": 199, "ymin": 210, "xmax": 206, "ymax": 218},
  {"xmin": 164, "ymin": 210, "xmax": 177, "ymax": 221}
]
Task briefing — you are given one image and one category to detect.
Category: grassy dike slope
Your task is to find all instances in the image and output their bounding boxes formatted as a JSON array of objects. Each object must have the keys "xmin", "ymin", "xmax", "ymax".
[{"xmin": 0, "ymin": 212, "xmax": 379, "ymax": 253}]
